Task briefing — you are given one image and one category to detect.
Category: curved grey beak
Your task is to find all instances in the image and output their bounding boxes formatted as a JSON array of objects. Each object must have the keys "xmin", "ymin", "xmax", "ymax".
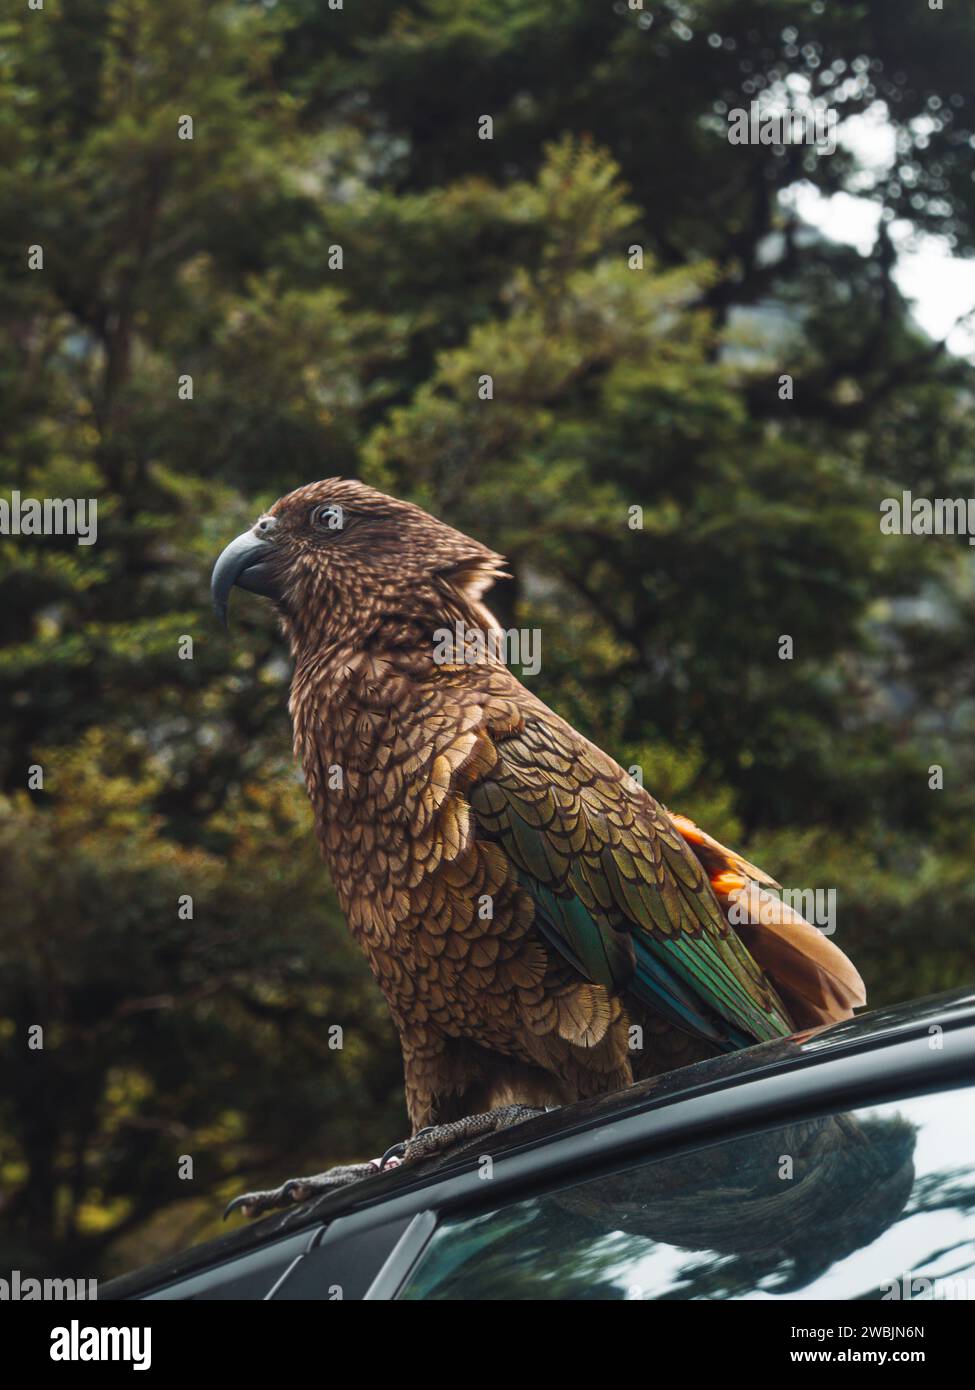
[{"xmin": 211, "ymin": 520, "xmax": 281, "ymax": 629}]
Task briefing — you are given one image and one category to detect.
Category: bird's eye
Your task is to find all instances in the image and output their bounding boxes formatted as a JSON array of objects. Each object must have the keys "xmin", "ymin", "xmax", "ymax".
[{"xmin": 311, "ymin": 504, "xmax": 345, "ymax": 532}]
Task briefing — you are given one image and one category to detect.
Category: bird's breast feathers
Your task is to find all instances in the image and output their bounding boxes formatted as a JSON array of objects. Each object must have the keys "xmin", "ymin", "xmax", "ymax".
[{"xmin": 287, "ymin": 654, "xmax": 854, "ymax": 1052}]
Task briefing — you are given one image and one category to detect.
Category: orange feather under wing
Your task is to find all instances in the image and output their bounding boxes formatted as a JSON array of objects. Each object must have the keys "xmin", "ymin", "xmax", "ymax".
[{"xmin": 672, "ymin": 814, "xmax": 866, "ymax": 1029}]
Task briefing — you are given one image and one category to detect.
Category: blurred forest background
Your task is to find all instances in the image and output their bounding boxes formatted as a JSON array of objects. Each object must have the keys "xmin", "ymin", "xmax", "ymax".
[{"xmin": 2, "ymin": 0, "xmax": 975, "ymax": 1279}]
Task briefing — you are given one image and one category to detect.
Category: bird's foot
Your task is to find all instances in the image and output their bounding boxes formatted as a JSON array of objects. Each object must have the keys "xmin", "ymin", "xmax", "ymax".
[
  {"xmin": 224, "ymin": 1105, "xmax": 550, "ymax": 1220},
  {"xmin": 380, "ymin": 1103, "xmax": 550, "ymax": 1168},
  {"xmin": 224, "ymin": 1160, "xmax": 384, "ymax": 1221}
]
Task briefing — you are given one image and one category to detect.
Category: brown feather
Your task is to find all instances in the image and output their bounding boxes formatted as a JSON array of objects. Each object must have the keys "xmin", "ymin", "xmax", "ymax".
[{"xmin": 709, "ymin": 875, "xmax": 866, "ymax": 1027}]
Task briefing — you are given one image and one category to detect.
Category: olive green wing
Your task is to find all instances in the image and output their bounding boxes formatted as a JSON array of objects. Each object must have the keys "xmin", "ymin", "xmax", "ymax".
[{"xmin": 469, "ymin": 716, "xmax": 794, "ymax": 1047}]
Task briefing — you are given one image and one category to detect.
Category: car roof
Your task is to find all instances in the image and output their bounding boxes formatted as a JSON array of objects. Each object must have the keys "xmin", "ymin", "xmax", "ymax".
[{"xmin": 102, "ymin": 986, "xmax": 975, "ymax": 1299}]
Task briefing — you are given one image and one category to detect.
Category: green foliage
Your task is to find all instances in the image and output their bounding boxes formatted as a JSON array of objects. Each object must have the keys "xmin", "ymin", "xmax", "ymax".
[
  {"xmin": 2, "ymin": 0, "xmax": 974, "ymax": 1277},
  {"xmin": 0, "ymin": 734, "xmax": 401, "ymax": 1271}
]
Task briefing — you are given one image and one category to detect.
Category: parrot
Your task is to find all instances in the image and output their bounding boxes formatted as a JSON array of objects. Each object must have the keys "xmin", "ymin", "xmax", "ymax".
[{"xmin": 212, "ymin": 479, "xmax": 865, "ymax": 1217}]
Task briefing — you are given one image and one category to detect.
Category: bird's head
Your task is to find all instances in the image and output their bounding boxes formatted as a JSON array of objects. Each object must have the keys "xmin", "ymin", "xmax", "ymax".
[{"xmin": 211, "ymin": 479, "xmax": 506, "ymax": 653}]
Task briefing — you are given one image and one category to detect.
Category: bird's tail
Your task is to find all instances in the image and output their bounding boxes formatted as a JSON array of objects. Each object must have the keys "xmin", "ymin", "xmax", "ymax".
[{"xmin": 671, "ymin": 812, "xmax": 866, "ymax": 1030}]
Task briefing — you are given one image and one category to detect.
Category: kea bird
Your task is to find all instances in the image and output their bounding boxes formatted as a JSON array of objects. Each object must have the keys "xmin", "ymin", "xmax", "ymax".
[{"xmin": 213, "ymin": 480, "xmax": 865, "ymax": 1217}]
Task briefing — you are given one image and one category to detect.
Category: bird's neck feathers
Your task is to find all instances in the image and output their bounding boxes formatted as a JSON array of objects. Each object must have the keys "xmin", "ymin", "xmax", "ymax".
[
  {"xmin": 285, "ymin": 556, "xmax": 506, "ymax": 783},
  {"xmin": 280, "ymin": 543, "xmax": 505, "ymax": 656}
]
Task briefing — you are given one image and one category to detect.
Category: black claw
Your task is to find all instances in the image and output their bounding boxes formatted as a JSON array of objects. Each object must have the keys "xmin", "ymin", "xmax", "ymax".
[
  {"xmin": 223, "ymin": 1162, "xmax": 383, "ymax": 1220},
  {"xmin": 379, "ymin": 1140, "xmax": 408, "ymax": 1169},
  {"xmin": 224, "ymin": 1193, "xmax": 260, "ymax": 1221}
]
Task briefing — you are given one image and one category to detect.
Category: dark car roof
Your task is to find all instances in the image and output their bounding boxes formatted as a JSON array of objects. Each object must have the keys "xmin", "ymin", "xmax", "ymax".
[{"xmin": 102, "ymin": 986, "xmax": 975, "ymax": 1299}]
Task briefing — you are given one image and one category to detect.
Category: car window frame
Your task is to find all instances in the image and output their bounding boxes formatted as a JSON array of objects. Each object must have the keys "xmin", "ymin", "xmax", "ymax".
[
  {"xmin": 112, "ymin": 1013, "xmax": 975, "ymax": 1300},
  {"xmin": 361, "ymin": 1029, "xmax": 975, "ymax": 1298}
]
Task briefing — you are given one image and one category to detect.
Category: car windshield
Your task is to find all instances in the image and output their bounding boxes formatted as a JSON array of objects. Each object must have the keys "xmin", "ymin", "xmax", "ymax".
[{"xmin": 399, "ymin": 1086, "xmax": 975, "ymax": 1300}]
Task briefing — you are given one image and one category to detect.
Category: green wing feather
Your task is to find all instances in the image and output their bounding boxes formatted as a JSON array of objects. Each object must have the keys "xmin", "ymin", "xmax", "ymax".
[{"xmin": 469, "ymin": 715, "xmax": 794, "ymax": 1046}]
